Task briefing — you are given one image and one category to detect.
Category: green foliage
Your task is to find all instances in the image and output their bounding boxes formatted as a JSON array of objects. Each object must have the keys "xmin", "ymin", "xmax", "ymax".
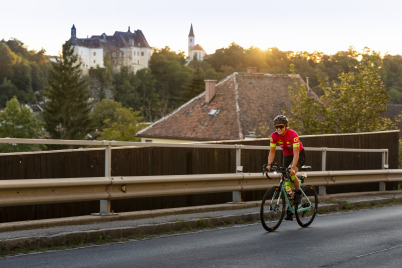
[
  {"xmin": 98, "ymin": 107, "xmax": 145, "ymax": 141},
  {"xmin": 0, "ymin": 42, "xmax": 17, "ymax": 81},
  {"xmin": 0, "ymin": 39, "xmax": 51, "ymax": 107},
  {"xmin": 179, "ymin": 60, "xmax": 220, "ymax": 106},
  {"xmin": 149, "ymin": 47, "xmax": 192, "ymax": 115},
  {"xmin": 0, "ymin": 78, "xmax": 18, "ymax": 107},
  {"xmin": 0, "ymin": 97, "xmax": 45, "ymax": 152},
  {"xmin": 290, "ymin": 59, "xmax": 396, "ymax": 134},
  {"xmin": 320, "ymin": 60, "xmax": 394, "ymax": 133},
  {"xmin": 286, "ymin": 64, "xmax": 325, "ymax": 135},
  {"xmin": 91, "ymin": 99, "xmax": 122, "ymax": 131},
  {"xmin": 42, "ymin": 41, "xmax": 92, "ymax": 140}
]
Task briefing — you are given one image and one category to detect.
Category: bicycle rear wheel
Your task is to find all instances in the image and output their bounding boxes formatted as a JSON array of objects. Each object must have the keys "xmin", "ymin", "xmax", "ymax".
[
  {"xmin": 295, "ymin": 185, "xmax": 318, "ymax": 228},
  {"xmin": 260, "ymin": 186, "xmax": 285, "ymax": 232}
]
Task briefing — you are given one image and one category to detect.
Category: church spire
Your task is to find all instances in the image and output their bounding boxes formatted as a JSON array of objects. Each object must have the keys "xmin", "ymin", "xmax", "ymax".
[
  {"xmin": 71, "ymin": 24, "xmax": 76, "ymax": 39},
  {"xmin": 188, "ymin": 24, "xmax": 195, "ymax": 37}
]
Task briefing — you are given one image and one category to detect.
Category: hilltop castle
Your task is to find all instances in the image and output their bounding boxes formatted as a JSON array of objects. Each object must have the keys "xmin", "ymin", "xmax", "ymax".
[{"xmin": 69, "ymin": 25, "xmax": 152, "ymax": 75}]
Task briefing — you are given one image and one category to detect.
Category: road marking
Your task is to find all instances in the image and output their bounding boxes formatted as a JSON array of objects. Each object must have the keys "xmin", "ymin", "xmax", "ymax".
[{"xmin": 356, "ymin": 244, "xmax": 402, "ymax": 258}]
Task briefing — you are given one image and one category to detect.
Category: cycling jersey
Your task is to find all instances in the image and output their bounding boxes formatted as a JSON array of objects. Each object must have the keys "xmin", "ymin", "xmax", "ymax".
[{"xmin": 270, "ymin": 129, "xmax": 303, "ymax": 156}]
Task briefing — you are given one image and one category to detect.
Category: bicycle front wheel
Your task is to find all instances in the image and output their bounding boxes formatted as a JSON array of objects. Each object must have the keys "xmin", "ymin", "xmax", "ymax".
[
  {"xmin": 260, "ymin": 186, "xmax": 285, "ymax": 232},
  {"xmin": 295, "ymin": 185, "xmax": 318, "ymax": 228}
]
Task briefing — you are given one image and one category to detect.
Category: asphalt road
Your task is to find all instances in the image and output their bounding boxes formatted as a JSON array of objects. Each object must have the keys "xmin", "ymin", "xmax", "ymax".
[{"xmin": 1, "ymin": 205, "xmax": 402, "ymax": 268}]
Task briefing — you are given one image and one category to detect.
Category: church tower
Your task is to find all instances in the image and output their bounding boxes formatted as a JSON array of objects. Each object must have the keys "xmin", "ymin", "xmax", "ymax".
[
  {"xmin": 188, "ymin": 24, "xmax": 195, "ymax": 57},
  {"xmin": 71, "ymin": 24, "xmax": 76, "ymax": 39}
]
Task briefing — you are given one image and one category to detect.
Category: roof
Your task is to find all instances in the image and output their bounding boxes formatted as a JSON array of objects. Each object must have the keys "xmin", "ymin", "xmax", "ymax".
[
  {"xmin": 137, "ymin": 72, "xmax": 321, "ymax": 141},
  {"xmin": 190, "ymin": 44, "xmax": 207, "ymax": 54},
  {"xmin": 70, "ymin": 28, "xmax": 151, "ymax": 50}
]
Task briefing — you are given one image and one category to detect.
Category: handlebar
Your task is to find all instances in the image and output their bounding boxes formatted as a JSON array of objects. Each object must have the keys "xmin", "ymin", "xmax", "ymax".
[{"xmin": 262, "ymin": 163, "xmax": 290, "ymax": 179}]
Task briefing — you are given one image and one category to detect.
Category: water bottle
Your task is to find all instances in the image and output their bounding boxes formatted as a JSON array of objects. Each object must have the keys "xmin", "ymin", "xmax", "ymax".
[{"xmin": 285, "ymin": 185, "xmax": 293, "ymax": 198}]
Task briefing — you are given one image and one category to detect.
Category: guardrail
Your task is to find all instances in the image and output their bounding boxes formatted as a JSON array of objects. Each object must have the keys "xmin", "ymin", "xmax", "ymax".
[
  {"xmin": 0, "ymin": 138, "xmax": 393, "ymax": 215},
  {"xmin": 0, "ymin": 170, "xmax": 401, "ymax": 215}
]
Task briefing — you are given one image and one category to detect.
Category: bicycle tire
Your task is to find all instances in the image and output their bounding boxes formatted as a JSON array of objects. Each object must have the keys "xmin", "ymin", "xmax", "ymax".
[
  {"xmin": 295, "ymin": 185, "xmax": 318, "ymax": 228},
  {"xmin": 260, "ymin": 186, "xmax": 285, "ymax": 232}
]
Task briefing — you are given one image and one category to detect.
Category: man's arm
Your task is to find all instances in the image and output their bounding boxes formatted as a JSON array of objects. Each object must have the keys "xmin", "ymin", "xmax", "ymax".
[
  {"xmin": 267, "ymin": 146, "xmax": 276, "ymax": 171},
  {"xmin": 290, "ymin": 146, "xmax": 300, "ymax": 175}
]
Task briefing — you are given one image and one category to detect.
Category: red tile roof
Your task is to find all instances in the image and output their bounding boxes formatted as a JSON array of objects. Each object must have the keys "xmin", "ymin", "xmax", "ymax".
[
  {"xmin": 190, "ymin": 44, "xmax": 207, "ymax": 54},
  {"xmin": 137, "ymin": 72, "xmax": 320, "ymax": 141}
]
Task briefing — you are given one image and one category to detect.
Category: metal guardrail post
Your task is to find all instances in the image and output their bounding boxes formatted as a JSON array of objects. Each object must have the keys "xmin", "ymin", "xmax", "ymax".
[
  {"xmin": 232, "ymin": 145, "xmax": 243, "ymax": 203},
  {"xmin": 319, "ymin": 148, "xmax": 327, "ymax": 196},
  {"xmin": 380, "ymin": 150, "xmax": 388, "ymax": 191},
  {"xmin": 99, "ymin": 144, "xmax": 112, "ymax": 215}
]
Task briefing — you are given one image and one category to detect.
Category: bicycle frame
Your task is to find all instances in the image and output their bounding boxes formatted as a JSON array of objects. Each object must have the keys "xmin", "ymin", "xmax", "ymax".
[{"xmin": 267, "ymin": 167, "xmax": 312, "ymax": 214}]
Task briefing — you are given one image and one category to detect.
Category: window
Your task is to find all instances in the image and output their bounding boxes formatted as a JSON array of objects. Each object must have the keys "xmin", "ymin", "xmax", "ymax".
[
  {"xmin": 93, "ymin": 52, "xmax": 96, "ymax": 56},
  {"xmin": 94, "ymin": 60, "xmax": 96, "ymax": 63},
  {"xmin": 141, "ymin": 52, "xmax": 144, "ymax": 56},
  {"xmin": 112, "ymin": 53, "xmax": 116, "ymax": 57},
  {"xmin": 209, "ymin": 109, "xmax": 219, "ymax": 116}
]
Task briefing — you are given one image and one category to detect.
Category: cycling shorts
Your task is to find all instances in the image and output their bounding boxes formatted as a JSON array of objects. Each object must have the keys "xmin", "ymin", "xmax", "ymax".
[{"xmin": 283, "ymin": 149, "xmax": 306, "ymax": 180}]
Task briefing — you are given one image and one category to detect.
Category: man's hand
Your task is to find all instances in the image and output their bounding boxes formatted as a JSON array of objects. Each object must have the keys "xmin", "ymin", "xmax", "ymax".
[
  {"xmin": 263, "ymin": 163, "xmax": 270, "ymax": 174},
  {"xmin": 289, "ymin": 167, "xmax": 296, "ymax": 176}
]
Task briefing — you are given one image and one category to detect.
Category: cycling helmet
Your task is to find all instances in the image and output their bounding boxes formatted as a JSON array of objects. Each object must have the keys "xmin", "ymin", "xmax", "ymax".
[{"xmin": 273, "ymin": 115, "xmax": 288, "ymax": 126}]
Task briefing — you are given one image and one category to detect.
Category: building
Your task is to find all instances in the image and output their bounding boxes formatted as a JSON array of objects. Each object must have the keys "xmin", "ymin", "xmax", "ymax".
[
  {"xmin": 136, "ymin": 68, "xmax": 321, "ymax": 143},
  {"xmin": 69, "ymin": 25, "xmax": 152, "ymax": 75},
  {"xmin": 187, "ymin": 24, "xmax": 207, "ymax": 63}
]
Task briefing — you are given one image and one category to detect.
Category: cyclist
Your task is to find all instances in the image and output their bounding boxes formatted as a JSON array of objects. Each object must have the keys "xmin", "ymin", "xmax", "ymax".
[{"xmin": 265, "ymin": 115, "xmax": 306, "ymax": 220}]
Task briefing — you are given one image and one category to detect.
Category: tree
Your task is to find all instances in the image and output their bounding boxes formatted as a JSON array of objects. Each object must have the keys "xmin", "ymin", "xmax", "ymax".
[
  {"xmin": 0, "ymin": 78, "xmax": 18, "ymax": 107},
  {"xmin": 286, "ymin": 64, "xmax": 325, "ymax": 135},
  {"xmin": 179, "ymin": 68, "xmax": 205, "ymax": 105},
  {"xmin": 90, "ymin": 99, "xmax": 122, "ymax": 131},
  {"xmin": 0, "ymin": 42, "xmax": 17, "ymax": 81},
  {"xmin": 42, "ymin": 41, "xmax": 92, "ymax": 140},
  {"xmin": 98, "ymin": 107, "xmax": 145, "ymax": 141},
  {"xmin": 0, "ymin": 97, "xmax": 45, "ymax": 152},
  {"xmin": 149, "ymin": 47, "xmax": 192, "ymax": 114},
  {"xmin": 320, "ymin": 60, "xmax": 394, "ymax": 133},
  {"xmin": 134, "ymin": 68, "xmax": 158, "ymax": 122}
]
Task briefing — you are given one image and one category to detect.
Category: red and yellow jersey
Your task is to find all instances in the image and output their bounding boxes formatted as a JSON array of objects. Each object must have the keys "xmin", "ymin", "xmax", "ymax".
[{"xmin": 270, "ymin": 129, "xmax": 303, "ymax": 156}]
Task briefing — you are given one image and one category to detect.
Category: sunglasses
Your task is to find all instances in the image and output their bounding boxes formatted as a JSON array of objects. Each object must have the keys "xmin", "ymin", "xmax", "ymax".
[{"xmin": 275, "ymin": 125, "xmax": 285, "ymax": 129}]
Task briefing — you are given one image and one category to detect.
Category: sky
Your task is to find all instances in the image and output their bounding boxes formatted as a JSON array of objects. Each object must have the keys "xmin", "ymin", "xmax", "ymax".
[{"xmin": 2, "ymin": 0, "xmax": 402, "ymax": 56}]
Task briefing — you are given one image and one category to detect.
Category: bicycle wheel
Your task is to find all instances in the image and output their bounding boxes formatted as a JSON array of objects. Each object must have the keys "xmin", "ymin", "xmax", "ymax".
[
  {"xmin": 295, "ymin": 185, "xmax": 318, "ymax": 228},
  {"xmin": 260, "ymin": 186, "xmax": 285, "ymax": 232}
]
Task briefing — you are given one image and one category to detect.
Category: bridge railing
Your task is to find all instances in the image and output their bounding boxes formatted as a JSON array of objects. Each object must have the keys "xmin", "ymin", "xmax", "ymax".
[{"xmin": 0, "ymin": 138, "xmax": 395, "ymax": 216}]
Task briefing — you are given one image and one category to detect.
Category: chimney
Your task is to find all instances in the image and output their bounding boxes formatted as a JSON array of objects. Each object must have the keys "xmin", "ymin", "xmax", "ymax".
[
  {"xmin": 204, "ymin": 80, "xmax": 217, "ymax": 104},
  {"xmin": 247, "ymin": 67, "xmax": 257, "ymax": 74}
]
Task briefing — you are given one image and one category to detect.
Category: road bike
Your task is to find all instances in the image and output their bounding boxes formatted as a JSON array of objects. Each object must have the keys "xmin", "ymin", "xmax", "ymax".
[{"xmin": 260, "ymin": 163, "xmax": 318, "ymax": 232}]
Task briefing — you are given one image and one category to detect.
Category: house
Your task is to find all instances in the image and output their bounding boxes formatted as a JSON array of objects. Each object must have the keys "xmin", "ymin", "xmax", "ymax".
[
  {"xmin": 187, "ymin": 24, "xmax": 207, "ymax": 63},
  {"xmin": 136, "ymin": 68, "xmax": 321, "ymax": 143},
  {"xmin": 69, "ymin": 25, "xmax": 152, "ymax": 75}
]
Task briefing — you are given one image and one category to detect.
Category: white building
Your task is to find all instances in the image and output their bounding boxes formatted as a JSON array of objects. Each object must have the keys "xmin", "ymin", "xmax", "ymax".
[
  {"xmin": 70, "ymin": 25, "xmax": 152, "ymax": 75},
  {"xmin": 187, "ymin": 24, "xmax": 207, "ymax": 63}
]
